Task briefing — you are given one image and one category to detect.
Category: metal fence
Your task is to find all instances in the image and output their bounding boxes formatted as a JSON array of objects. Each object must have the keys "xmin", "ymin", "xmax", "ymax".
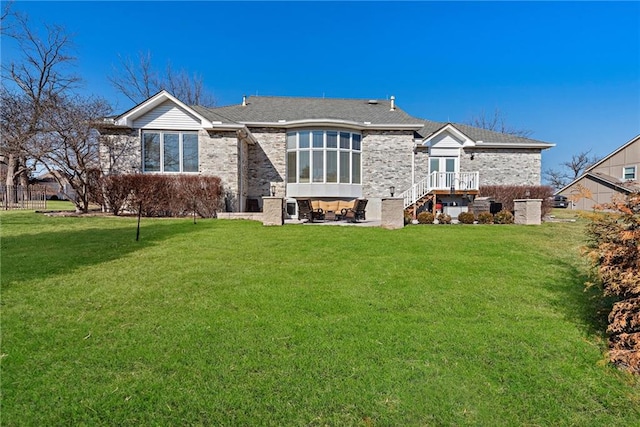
[{"xmin": 1, "ymin": 185, "xmax": 47, "ymax": 210}]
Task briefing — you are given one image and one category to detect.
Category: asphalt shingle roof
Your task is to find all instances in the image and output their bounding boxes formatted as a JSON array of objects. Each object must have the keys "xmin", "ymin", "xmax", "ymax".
[
  {"xmin": 193, "ymin": 96, "xmax": 423, "ymax": 125},
  {"xmin": 191, "ymin": 94, "xmax": 552, "ymax": 146}
]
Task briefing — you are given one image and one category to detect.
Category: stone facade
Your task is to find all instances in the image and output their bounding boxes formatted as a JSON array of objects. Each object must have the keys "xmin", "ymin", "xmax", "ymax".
[
  {"xmin": 99, "ymin": 130, "xmax": 140, "ymax": 175},
  {"xmin": 199, "ymin": 130, "xmax": 243, "ymax": 211},
  {"xmin": 460, "ymin": 148, "xmax": 542, "ymax": 186},
  {"xmin": 361, "ymin": 130, "xmax": 416, "ymax": 197},
  {"xmin": 247, "ymin": 128, "xmax": 287, "ymax": 203}
]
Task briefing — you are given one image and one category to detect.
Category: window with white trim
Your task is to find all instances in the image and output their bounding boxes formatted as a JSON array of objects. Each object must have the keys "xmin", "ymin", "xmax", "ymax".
[
  {"xmin": 142, "ymin": 131, "xmax": 199, "ymax": 173},
  {"xmin": 286, "ymin": 130, "xmax": 361, "ymax": 184},
  {"xmin": 623, "ymin": 165, "xmax": 637, "ymax": 180}
]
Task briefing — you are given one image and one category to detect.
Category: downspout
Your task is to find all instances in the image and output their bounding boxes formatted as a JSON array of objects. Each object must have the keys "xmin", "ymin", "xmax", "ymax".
[{"xmin": 412, "ymin": 147, "xmax": 416, "ymax": 220}]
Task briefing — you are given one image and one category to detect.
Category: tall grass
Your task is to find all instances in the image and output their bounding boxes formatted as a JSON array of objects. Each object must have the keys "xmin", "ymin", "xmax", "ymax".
[{"xmin": 1, "ymin": 211, "xmax": 638, "ymax": 425}]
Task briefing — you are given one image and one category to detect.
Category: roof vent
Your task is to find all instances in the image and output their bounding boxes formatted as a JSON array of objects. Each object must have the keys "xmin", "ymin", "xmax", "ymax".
[
  {"xmin": 242, "ymin": 95, "xmax": 247, "ymax": 106},
  {"xmin": 390, "ymin": 95, "xmax": 396, "ymax": 111},
  {"xmin": 368, "ymin": 100, "xmax": 378, "ymax": 104}
]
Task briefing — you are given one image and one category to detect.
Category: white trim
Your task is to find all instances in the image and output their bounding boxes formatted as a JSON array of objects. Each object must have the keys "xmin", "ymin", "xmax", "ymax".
[
  {"xmin": 474, "ymin": 141, "xmax": 555, "ymax": 149},
  {"xmin": 116, "ymin": 90, "xmax": 215, "ymax": 128},
  {"xmin": 421, "ymin": 124, "xmax": 474, "ymax": 147},
  {"xmin": 142, "ymin": 130, "xmax": 199, "ymax": 173},
  {"xmin": 239, "ymin": 119, "xmax": 423, "ymax": 131},
  {"xmin": 623, "ymin": 165, "xmax": 637, "ymax": 181}
]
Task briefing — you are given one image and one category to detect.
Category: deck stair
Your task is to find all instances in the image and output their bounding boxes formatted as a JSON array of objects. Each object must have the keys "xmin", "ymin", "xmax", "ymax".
[{"xmin": 399, "ymin": 171, "xmax": 480, "ymax": 211}]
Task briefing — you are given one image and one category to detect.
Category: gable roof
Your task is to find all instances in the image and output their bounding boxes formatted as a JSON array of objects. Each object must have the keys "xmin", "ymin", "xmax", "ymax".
[
  {"xmin": 416, "ymin": 121, "xmax": 554, "ymax": 148},
  {"xmin": 193, "ymin": 95, "xmax": 424, "ymax": 130},
  {"xmin": 113, "ymin": 90, "xmax": 220, "ymax": 128},
  {"xmin": 556, "ymin": 134, "xmax": 640, "ymax": 195},
  {"xmin": 110, "ymin": 91, "xmax": 554, "ymax": 149}
]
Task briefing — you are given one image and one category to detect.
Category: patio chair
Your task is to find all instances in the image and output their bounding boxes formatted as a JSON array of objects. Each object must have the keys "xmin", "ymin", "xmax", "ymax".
[
  {"xmin": 343, "ymin": 198, "xmax": 368, "ymax": 222},
  {"xmin": 296, "ymin": 199, "xmax": 324, "ymax": 222}
]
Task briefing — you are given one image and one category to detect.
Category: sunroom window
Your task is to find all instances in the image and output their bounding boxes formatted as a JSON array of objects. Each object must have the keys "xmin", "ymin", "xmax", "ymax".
[
  {"xmin": 142, "ymin": 131, "xmax": 199, "ymax": 173},
  {"xmin": 286, "ymin": 130, "xmax": 361, "ymax": 184}
]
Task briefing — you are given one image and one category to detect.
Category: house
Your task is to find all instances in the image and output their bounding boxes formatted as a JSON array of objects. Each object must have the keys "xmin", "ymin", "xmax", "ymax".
[
  {"xmin": 33, "ymin": 170, "xmax": 76, "ymax": 201},
  {"xmin": 99, "ymin": 90, "xmax": 554, "ymax": 219},
  {"xmin": 557, "ymin": 134, "xmax": 640, "ymax": 210}
]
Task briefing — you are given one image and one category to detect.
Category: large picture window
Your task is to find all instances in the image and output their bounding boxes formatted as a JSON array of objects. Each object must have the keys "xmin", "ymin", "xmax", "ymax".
[
  {"xmin": 142, "ymin": 131, "xmax": 199, "ymax": 173},
  {"xmin": 286, "ymin": 130, "xmax": 362, "ymax": 184}
]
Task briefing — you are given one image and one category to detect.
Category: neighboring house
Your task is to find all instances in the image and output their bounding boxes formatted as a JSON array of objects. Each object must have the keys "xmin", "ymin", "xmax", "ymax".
[
  {"xmin": 557, "ymin": 134, "xmax": 640, "ymax": 210},
  {"xmin": 34, "ymin": 170, "xmax": 76, "ymax": 201},
  {"xmin": 98, "ymin": 90, "xmax": 554, "ymax": 219}
]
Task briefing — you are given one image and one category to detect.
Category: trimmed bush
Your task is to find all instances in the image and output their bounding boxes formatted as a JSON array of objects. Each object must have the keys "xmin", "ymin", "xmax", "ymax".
[
  {"xmin": 494, "ymin": 209, "xmax": 515, "ymax": 224},
  {"xmin": 100, "ymin": 174, "xmax": 224, "ymax": 217},
  {"xmin": 477, "ymin": 212, "xmax": 494, "ymax": 224},
  {"xmin": 417, "ymin": 211, "xmax": 435, "ymax": 224},
  {"xmin": 479, "ymin": 185, "xmax": 554, "ymax": 218},
  {"xmin": 458, "ymin": 211, "xmax": 475, "ymax": 224},
  {"xmin": 437, "ymin": 213, "xmax": 452, "ymax": 224}
]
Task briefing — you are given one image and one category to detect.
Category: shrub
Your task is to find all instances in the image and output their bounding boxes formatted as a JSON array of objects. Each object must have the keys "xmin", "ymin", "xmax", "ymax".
[
  {"xmin": 437, "ymin": 213, "xmax": 452, "ymax": 224},
  {"xmin": 584, "ymin": 193, "xmax": 640, "ymax": 374},
  {"xmin": 479, "ymin": 185, "xmax": 554, "ymax": 218},
  {"xmin": 417, "ymin": 211, "xmax": 435, "ymax": 224},
  {"xmin": 477, "ymin": 212, "xmax": 494, "ymax": 224},
  {"xmin": 494, "ymin": 209, "xmax": 515, "ymax": 224},
  {"xmin": 100, "ymin": 174, "xmax": 224, "ymax": 217},
  {"xmin": 458, "ymin": 211, "xmax": 475, "ymax": 224}
]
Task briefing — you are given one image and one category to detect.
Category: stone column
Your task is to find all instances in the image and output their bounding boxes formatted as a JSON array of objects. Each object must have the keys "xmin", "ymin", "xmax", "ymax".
[
  {"xmin": 262, "ymin": 197, "xmax": 283, "ymax": 226},
  {"xmin": 380, "ymin": 197, "xmax": 405, "ymax": 229},
  {"xmin": 513, "ymin": 199, "xmax": 542, "ymax": 225}
]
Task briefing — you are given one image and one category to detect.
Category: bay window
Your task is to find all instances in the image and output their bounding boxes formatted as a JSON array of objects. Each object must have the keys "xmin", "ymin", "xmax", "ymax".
[{"xmin": 286, "ymin": 130, "xmax": 362, "ymax": 185}]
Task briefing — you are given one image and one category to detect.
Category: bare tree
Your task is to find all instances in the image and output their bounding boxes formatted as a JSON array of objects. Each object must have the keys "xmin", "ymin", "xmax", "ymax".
[
  {"xmin": 1, "ymin": 11, "xmax": 115, "ymax": 212},
  {"xmin": 544, "ymin": 149, "xmax": 602, "ymax": 190},
  {"xmin": 466, "ymin": 108, "xmax": 533, "ymax": 138},
  {"xmin": 34, "ymin": 95, "xmax": 112, "ymax": 212},
  {"xmin": 108, "ymin": 51, "xmax": 215, "ymax": 107},
  {"xmin": 0, "ymin": 12, "xmax": 80, "ymax": 188},
  {"xmin": 562, "ymin": 149, "xmax": 600, "ymax": 179},
  {"xmin": 543, "ymin": 167, "xmax": 570, "ymax": 190}
]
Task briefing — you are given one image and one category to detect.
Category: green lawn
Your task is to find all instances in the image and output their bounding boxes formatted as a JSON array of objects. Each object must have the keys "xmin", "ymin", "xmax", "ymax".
[{"xmin": 1, "ymin": 211, "xmax": 638, "ymax": 426}]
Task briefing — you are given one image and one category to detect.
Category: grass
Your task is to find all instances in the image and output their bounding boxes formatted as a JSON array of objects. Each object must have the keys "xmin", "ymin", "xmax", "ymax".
[{"xmin": 1, "ymin": 210, "xmax": 639, "ymax": 425}]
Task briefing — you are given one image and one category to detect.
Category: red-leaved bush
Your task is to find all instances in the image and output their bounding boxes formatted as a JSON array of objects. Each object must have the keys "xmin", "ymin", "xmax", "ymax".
[
  {"xmin": 100, "ymin": 174, "xmax": 223, "ymax": 217},
  {"xmin": 479, "ymin": 185, "xmax": 554, "ymax": 218}
]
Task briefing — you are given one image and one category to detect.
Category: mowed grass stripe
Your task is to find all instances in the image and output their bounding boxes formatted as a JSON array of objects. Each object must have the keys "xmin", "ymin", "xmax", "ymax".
[{"xmin": 1, "ymin": 211, "xmax": 638, "ymax": 426}]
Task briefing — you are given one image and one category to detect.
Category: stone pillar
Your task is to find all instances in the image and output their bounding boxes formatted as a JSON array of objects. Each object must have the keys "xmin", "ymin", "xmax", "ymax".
[
  {"xmin": 513, "ymin": 199, "xmax": 542, "ymax": 225},
  {"xmin": 380, "ymin": 197, "xmax": 405, "ymax": 229},
  {"xmin": 262, "ymin": 197, "xmax": 283, "ymax": 226}
]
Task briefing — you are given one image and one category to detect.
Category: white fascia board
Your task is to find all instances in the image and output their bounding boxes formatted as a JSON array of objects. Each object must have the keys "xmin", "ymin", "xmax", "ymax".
[
  {"xmin": 475, "ymin": 141, "xmax": 555, "ymax": 149},
  {"xmin": 206, "ymin": 125, "xmax": 258, "ymax": 144},
  {"xmin": 240, "ymin": 119, "xmax": 423, "ymax": 131},
  {"xmin": 115, "ymin": 90, "xmax": 215, "ymax": 128},
  {"xmin": 421, "ymin": 124, "xmax": 474, "ymax": 147}
]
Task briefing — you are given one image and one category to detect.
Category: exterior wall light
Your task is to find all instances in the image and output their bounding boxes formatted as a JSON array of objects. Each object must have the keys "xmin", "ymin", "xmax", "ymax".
[
  {"xmin": 389, "ymin": 186, "xmax": 395, "ymax": 197},
  {"xmin": 270, "ymin": 184, "xmax": 276, "ymax": 197}
]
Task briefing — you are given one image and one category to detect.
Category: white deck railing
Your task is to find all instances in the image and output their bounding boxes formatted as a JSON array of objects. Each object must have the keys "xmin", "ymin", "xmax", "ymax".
[{"xmin": 400, "ymin": 171, "xmax": 479, "ymax": 208}]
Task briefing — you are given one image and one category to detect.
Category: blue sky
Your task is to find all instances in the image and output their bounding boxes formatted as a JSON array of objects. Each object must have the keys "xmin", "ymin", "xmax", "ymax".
[{"xmin": 3, "ymin": 1, "xmax": 640, "ymax": 177}]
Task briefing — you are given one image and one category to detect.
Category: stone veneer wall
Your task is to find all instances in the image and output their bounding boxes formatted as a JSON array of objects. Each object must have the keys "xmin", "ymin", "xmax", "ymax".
[
  {"xmin": 460, "ymin": 148, "xmax": 542, "ymax": 186},
  {"xmin": 99, "ymin": 130, "xmax": 141, "ymax": 175},
  {"xmin": 199, "ymin": 129, "xmax": 241, "ymax": 211},
  {"xmin": 246, "ymin": 128, "xmax": 287, "ymax": 202},
  {"xmin": 361, "ymin": 130, "xmax": 416, "ymax": 198}
]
